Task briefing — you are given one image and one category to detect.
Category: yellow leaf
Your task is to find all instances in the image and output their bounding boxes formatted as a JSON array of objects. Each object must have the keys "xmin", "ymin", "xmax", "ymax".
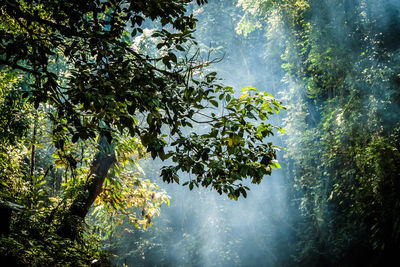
[
  {"xmin": 228, "ymin": 137, "xmax": 233, "ymax": 147},
  {"xmin": 240, "ymin": 93, "xmax": 249, "ymax": 99},
  {"xmin": 94, "ymin": 197, "xmax": 101, "ymax": 206},
  {"xmin": 54, "ymin": 159, "xmax": 65, "ymax": 167}
]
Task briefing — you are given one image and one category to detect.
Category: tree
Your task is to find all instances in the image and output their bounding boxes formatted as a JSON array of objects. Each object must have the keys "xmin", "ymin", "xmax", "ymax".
[
  {"xmin": 238, "ymin": 0, "xmax": 400, "ymax": 265},
  {"xmin": 1, "ymin": 0, "xmax": 283, "ymax": 240}
]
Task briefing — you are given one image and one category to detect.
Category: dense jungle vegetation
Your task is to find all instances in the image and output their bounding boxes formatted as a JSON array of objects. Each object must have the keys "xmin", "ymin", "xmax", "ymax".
[{"xmin": 1, "ymin": 0, "xmax": 399, "ymax": 266}]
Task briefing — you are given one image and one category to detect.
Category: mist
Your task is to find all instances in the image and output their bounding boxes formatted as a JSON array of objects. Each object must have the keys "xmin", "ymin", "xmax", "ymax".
[
  {"xmin": 107, "ymin": 0, "xmax": 400, "ymax": 266},
  {"xmin": 107, "ymin": 2, "xmax": 293, "ymax": 266},
  {"xmin": 2, "ymin": 0, "xmax": 399, "ymax": 266}
]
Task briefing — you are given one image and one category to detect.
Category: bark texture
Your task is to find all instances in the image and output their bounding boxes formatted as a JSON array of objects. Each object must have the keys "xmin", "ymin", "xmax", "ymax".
[{"xmin": 58, "ymin": 136, "xmax": 116, "ymax": 239}]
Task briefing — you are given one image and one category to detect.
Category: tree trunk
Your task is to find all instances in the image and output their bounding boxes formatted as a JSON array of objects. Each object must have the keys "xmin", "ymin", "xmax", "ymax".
[{"xmin": 58, "ymin": 136, "xmax": 116, "ymax": 239}]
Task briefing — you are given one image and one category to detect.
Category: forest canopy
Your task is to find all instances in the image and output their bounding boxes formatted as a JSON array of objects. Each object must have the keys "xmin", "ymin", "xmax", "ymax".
[
  {"xmin": 2, "ymin": 0, "xmax": 400, "ymax": 266},
  {"xmin": 0, "ymin": 0, "xmax": 283, "ymax": 265}
]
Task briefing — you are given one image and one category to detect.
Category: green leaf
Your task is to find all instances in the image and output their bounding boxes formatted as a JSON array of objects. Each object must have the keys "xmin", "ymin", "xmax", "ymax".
[
  {"xmin": 169, "ymin": 53, "xmax": 177, "ymax": 63},
  {"xmin": 226, "ymin": 94, "xmax": 231, "ymax": 103},
  {"xmin": 210, "ymin": 100, "xmax": 219, "ymax": 107}
]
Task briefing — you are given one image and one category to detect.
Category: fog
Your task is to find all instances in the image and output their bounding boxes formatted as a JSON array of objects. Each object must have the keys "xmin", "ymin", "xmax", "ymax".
[
  {"xmin": 109, "ymin": 0, "xmax": 400, "ymax": 266},
  {"xmin": 108, "ymin": 2, "xmax": 294, "ymax": 266}
]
